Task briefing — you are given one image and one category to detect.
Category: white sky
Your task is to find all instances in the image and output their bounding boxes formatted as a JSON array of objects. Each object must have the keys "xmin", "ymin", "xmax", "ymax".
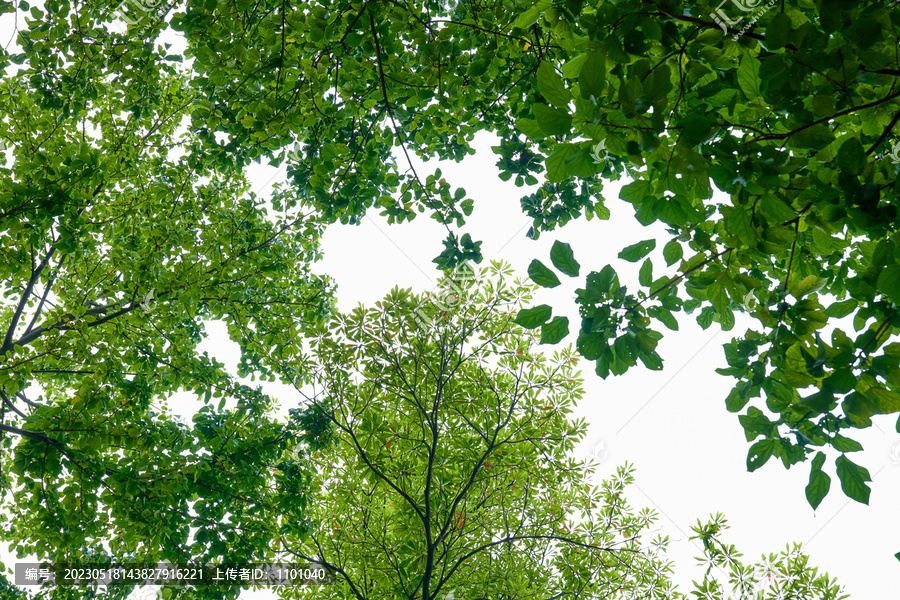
[{"xmin": 1, "ymin": 5, "xmax": 899, "ymax": 599}]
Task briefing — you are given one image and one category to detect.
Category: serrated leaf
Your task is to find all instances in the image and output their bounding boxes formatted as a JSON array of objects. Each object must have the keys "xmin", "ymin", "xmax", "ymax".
[
  {"xmin": 540, "ymin": 316, "xmax": 569, "ymax": 344},
  {"xmin": 515, "ymin": 304, "xmax": 552, "ymax": 329},
  {"xmin": 550, "ymin": 241, "xmax": 580, "ymax": 277},
  {"xmin": 528, "ymin": 259, "xmax": 561, "ymax": 288},
  {"xmin": 618, "ymin": 239, "xmax": 656, "ymax": 262},
  {"xmin": 835, "ymin": 454, "xmax": 871, "ymax": 504}
]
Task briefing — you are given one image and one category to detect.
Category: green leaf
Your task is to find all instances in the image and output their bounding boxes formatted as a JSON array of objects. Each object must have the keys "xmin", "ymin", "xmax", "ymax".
[
  {"xmin": 725, "ymin": 206, "xmax": 756, "ymax": 247},
  {"xmin": 806, "ymin": 463, "xmax": 831, "ymax": 510},
  {"xmin": 532, "ymin": 103, "xmax": 572, "ymax": 137},
  {"xmin": 540, "ymin": 316, "xmax": 569, "ymax": 344},
  {"xmin": 765, "ymin": 13, "xmax": 792, "ymax": 50},
  {"xmin": 725, "ymin": 385, "xmax": 750, "ymax": 413},
  {"xmin": 619, "ymin": 180, "xmax": 649, "ymax": 205},
  {"xmin": 866, "ymin": 386, "xmax": 900, "ymax": 414},
  {"xmin": 837, "ymin": 138, "xmax": 867, "ymax": 175},
  {"xmin": 638, "ymin": 259, "xmax": 652, "ymax": 287},
  {"xmin": 654, "ymin": 198, "xmax": 688, "ymax": 227},
  {"xmin": 746, "ymin": 439, "xmax": 775, "ymax": 472},
  {"xmin": 515, "ymin": 305, "xmax": 552, "ymax": 329},
  {"xmin": 662, "ymin": 240, "xmax": 682, "ymax": 266},
  {"xmin": 831, "ymin": 434, "xmax": 863, "ymax": 453},
  {"xmin": 707, "ymin": 281, "xmax": 729, "ymax": 314},
  {"xmin": 759, "ymin": 194, "xmax": 797, "ymax": 224},
  {"xmin": 537, "ymin": 62, "xmax": 571, "ymax": 109},
  {"xmin": 514, "ymin": 0, "xmax": 550, "ymax": 28},
  {"xmin": 577, "ymin": 332, "xmax": 605, "ymax": 360},
  {"xmin": 579, "ymin": 51, "xmax": 606, "ymax": 100},
  {"xmin": 545, "ymin": 143, "xmax": 576, "ymax": 182},
  {"xmin": 876, "ymin": 264, "xmax": 900, "ymax": 300},
  {"xmin": 550, "ymin": 241, "xmax": 580, "ymax": 277},
  {"xmin": 528, "ymin": 259, "xmax": 561, "ymax": 288},
  {"xmin": 680, "ymin": 113, "xmax": 711, "ymax": 145},
  {"xmin": 788, "ymin": 125, "xmax": 835, "ymax": 150},
  {"xmin": 835, "ymin": 454, "xmax": 872, "ymax": 504},
  {"xmin": 515, "ymin": 117, "xmax": 545, "ymax": 141},
  {"xmin": 737, "ymin": 55, "xmax": 761, "ymax": 100},
  {"xmin": 618, "ymin": 239, "xmax": 656, "ymax": 262},
  {"xmin": 791, "ymin": 275, "xmax": 827, "ymax": 299},
  {"xmin": 639, "ymin": 351, "xmax": 663, "ymax": 370},
  {"xmin": 825, "ymin": 299, "xmax": 857, "ymax": 318},
  {"xmin": 696, "ymin": 306, "xmax": 715, "ymax": 329},
  {"xmin": 654, "ymin": 307, "xmax": 678, "ymax": 331}
]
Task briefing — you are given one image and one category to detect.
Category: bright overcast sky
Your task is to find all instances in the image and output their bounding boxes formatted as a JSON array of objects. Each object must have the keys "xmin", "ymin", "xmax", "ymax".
[{"xmin": 2, "ymin": 6, "xmax": 899, "ymax": 599}]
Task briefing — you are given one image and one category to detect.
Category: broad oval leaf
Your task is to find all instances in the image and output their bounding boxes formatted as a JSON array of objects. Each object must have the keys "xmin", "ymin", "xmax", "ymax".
[
  {"xmin": 805, "ymin": 466, "xmax": 831, "ymax": 510},
  {"xmin": 746, "ymin": 438, "xmax": 775, "ymax": 472},
  {"xmin": 537, "ymin": 62, "xmax": 571, "ymax": 109},
  {"xmin": 617, "ymin": 239, "xmax": 656, "ymax": 263},
  {"xmin": 515, "ymin": 304, "xmax": 552, "ymax": 329},
  {"xmin": 550, "ymin": 241, "xmax": 580, "ymax": 277},
  {"xmin": 540, "ymin": 316, "xmax": 569, "ymax": 345},
  {"xmin": 528, "ymin": 259, "xmax": 561, "ymax": 288},
  {"xmin": 835, "ymin": 454, "xmax": 872, "ymax": 504}
]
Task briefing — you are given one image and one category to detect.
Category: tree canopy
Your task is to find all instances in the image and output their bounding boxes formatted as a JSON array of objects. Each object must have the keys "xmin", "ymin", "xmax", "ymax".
[
  {"xmin": 0, "ymin": 0, "xmax": 895, "ymax": 596},
  {"xmin": 279, "ymin": 263, "xmax": 847, "ymax": 600},
  {"xmin": 0, "ymin": 0, "xmax": 333, "ymax": 587},
  {"xmin": 143, "ymin": 0, "xmax": 900, "ymax": 510}
]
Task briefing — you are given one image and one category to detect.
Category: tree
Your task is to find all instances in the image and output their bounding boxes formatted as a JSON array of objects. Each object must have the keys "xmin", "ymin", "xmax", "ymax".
[
  {"xmin": 0, "ymin": 1, "xmax": 332, "ymax": 593},
  {"xmin": 165, "ymin": 0, "xmax": 900, "ymax": 511},
  {"xmin": 278, "ymin": 263, "xmax": 846, "ymax": 600},
  {"xmin": 487, "ymin": 0, "xmax": 900, "ymax": 515},
  {"xmin": 0, "ymin": 0, "xmax": 889, "ymax": 591}
]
